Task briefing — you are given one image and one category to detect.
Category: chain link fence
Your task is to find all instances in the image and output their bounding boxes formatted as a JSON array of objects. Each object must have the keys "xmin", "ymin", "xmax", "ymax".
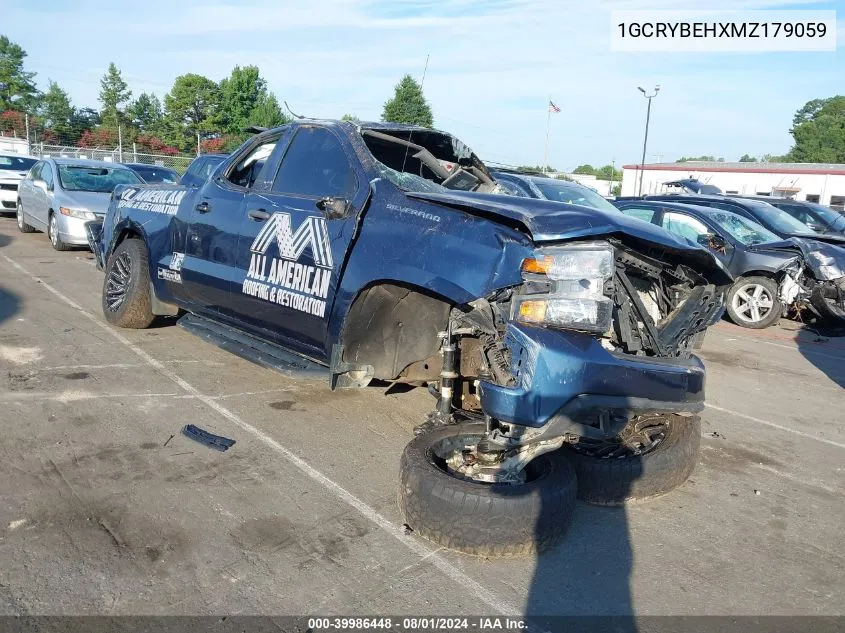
[{"xmin": 29, "ymin": 143, "xmax": 197, "ymax": 174}]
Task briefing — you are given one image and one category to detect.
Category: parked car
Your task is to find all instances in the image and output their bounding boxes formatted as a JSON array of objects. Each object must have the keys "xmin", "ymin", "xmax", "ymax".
[
  {"xmin": 490, "ymin": 169, "xmax": 620, "ymax": 212},
  {"xmin": 179, "ymin": 154, "xmax": 228, "ymax": 187},
  {"xmin": 87, "ymin": 120, "xmax": 729, "ymax": 555},
  {"xmin": 663, "ymin": 178, "xmax": 722, "ymax": 195},
  {"xmin": 124, "ymin": 163, "xmax": 180, "ymax": 184},
  {"xmin": 0, "ymin": 154, "xmax": 38, "ymax": 214},
  {"xmin": 16, "ymin": 158, "xmax": 143, "ymax": 251},
  {"xmin": 647, "ymin": 194, "xmax": 845, "ymax": 323},
  {"xmin": 614, "ymin": 199, "xmax": 803, "ymax": 329},
  {"xmin": 736, "ymin": 196, "xmax": 845, "ymax": 236}
]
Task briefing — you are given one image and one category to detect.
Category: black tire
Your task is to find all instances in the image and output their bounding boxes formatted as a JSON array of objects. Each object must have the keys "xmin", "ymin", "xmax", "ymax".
[
  {"xmin": 399, "ymin": 422, "xmax": 577, "ymax": 557},
  {"xmin": 810, "ymin": 282, "xmax": 845, "ymax": 324},
  {"xmin": 565, "ymin": 414, "xmax": 700, "ymax": 506},
  {"xmin": 101, "ymin": 238, "xmax": 155, "ymax": 329},
  {"xmin": 16, "ymin": 201, "xmax": 35, "ymax": 233},
  {"xmin": 47, "ymin": 211, "xmax": 71, "ymax": 251},
  {"xmin": 725, "ymin": 276, "xmax": 782, "ymax": 329}
]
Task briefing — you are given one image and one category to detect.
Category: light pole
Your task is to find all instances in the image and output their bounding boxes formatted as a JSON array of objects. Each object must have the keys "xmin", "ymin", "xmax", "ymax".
[{"xmin": 637, "ymin": 85, "xmax": 660, "ymax": 196}]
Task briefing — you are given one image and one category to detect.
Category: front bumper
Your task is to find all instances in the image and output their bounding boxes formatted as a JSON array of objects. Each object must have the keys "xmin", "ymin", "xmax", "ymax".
[
  {"xmin": 478, "ymin": 322, "xmax": 705, "ymax": 429},
  {"xmin": 0, "ymin": 187, "xmax": 17, "ymax": 211},
  {"xmin": 56, "ymin": 213, "xmax": 100, "ymax": 246},
  {"xmin": 85, "ymin": 220, "xmax": 105, "ymax": 269}
]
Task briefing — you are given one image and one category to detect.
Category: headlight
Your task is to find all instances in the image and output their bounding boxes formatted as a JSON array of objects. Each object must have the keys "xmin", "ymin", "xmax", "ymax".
[
  {"xmin": 59, "ymin": 207, "xmax": 97, "ymax": 220},
  {"xmin": 807, "ymin": 250, "xmax": 845, "ymax": 281},
  {"xmin": 512, "ymin": 242, "xmax": 614, "ymax": 333}
]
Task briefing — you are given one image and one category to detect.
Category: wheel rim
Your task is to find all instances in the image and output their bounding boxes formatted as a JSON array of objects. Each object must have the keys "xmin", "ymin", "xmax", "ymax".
[
  {"xmin": 105, "ymin": 251, "xmax": 132, "ymax": 312},
  {"xmin": 17, "ymin": 205, "xmax": 23, "ymax": 229},
  {"xmin": 49, "ymin": 215, "xmax": 58, "ymax": 246},
  {"xmin": 732, "ymin": 283, "xmax": 774, "ymax": 323},
  {"xmin": 569, "ymin": 416, "xmax": 670, "ymax": 459}
]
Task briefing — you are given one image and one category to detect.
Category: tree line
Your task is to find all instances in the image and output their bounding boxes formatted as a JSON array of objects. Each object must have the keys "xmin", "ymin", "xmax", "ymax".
[{"xmin": 0, "ymin": 34, "xmax": 436, "ymax": 157}]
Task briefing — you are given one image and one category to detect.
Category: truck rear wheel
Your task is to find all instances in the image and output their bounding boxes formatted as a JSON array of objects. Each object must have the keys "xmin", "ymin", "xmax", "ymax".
[
  {"xmin": 102, "ymin": 238, "xmax": 155, "ymax": 329},
  {"xmin": 564, "ymin": 414, "xmax": 700, "ymax": 505},
  {"xmin": 399, "ymin": 422, "xmax": 577, "ymax": 557}
]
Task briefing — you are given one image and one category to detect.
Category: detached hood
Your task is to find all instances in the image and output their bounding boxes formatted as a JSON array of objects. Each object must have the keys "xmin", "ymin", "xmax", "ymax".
[
  {"xmin": 406, "ymin": 190, "xmax": 732, "ymax": 284},
  {"xmin": 791, "ymin": 237, "xmax": 845, "ymax": 281},
  {"xmin": 61, "ymin": 191, "xmax": 112, "ymax": 215}
]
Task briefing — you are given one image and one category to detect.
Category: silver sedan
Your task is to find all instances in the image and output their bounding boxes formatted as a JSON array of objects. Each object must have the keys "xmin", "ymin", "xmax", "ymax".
[{"xmin": 16, "ymin": 157, "xmax": 142, "ymax": 250}]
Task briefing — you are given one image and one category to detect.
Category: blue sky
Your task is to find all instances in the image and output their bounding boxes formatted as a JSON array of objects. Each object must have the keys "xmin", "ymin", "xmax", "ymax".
[{"xmin": 4, "ymin": 0, "xmax": 843, "ymax": 168}]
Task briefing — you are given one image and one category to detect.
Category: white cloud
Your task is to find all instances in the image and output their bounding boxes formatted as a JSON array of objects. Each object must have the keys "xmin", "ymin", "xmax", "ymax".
[{"xmin": 3, "ymin": 0, "xmax": 842, "ymax": 166}]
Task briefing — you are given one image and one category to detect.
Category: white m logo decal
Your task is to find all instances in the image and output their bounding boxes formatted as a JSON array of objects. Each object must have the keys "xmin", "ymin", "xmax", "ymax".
[{"xmin": 250, "ymin": 212, "xmax": 333, "ymax": 269}]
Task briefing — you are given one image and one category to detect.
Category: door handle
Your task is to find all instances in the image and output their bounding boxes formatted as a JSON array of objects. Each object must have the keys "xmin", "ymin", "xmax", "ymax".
[
  {"xmin": 248, "ymin": 208, "xmax": 270, "ymax": 221},
  {"xmin": 196, "ymin": 201, "xmax": 210, "ymax": 213}
]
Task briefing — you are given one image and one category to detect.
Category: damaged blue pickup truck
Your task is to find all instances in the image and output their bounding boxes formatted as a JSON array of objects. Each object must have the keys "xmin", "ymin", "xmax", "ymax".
[{"xmin": 87, "ymin": 120, "xmax": 730, "ymax": 555}]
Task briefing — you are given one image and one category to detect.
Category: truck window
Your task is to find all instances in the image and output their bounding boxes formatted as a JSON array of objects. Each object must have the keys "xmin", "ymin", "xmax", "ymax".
[
  {"xmin": 619, "ymin": 206, "xmax": 656, "ymax": 223},
  {"xmin": 272, "ymin": 127, "xmax": 357, "ymax": 198},
  {"xmin": 227, "ymin": 141, "xmax": 276, "ymax": 189}
]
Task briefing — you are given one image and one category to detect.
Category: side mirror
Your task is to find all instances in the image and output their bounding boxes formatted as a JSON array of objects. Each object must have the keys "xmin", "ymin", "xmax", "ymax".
[
  {"xmin": 33, "ymin": 179, "xmax": 48, "ymax": 191},
  {"xmin": 316, "ymin": 196, "xmax": 349, "ymax": 219},
  {"xmin": 698, "ymin": 233, "xmax": 727, "ymax": 251}
]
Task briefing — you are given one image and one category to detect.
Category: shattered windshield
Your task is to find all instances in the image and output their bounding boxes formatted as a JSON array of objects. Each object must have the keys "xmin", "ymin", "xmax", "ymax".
[
  {"xmin": 376, "ymin": 163, "xmax": 445, "ymax": 193},
  {"xmin": 532, "ymin": 178, "xmax": 618, "ymax": 212},
  {"xmin": 709, "ymin": 210, "xmax": 780, "ymax": 246}
]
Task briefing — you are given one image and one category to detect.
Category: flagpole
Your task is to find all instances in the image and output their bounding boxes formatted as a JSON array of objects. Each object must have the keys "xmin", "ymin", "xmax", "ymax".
[{"xmin": 543, "ymin": 98, "xmax": 551, "ymax": 175}]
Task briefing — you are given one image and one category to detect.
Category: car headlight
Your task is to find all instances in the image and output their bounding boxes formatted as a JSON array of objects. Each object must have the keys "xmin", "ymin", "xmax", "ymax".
[
  {"xmin": 59, "ymin": 207, "xmax": 97, "ymax": 220},
  {"xmin": 512, "ymin": 242, "xmax": 614, "ymax": 333},
  {"xmin": 807, "ymin": 250, "xmax": 845, "ymax": 281}
]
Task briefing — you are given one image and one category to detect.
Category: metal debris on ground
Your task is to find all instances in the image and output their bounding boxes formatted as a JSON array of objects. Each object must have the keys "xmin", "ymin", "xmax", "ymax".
[
  {"xmin": 710, "ymin": 431, "xmax": 726, "ymax": 439},
  {"xmin": 181, "ymin": 424, "xmax": 236, "ymax": 452}
]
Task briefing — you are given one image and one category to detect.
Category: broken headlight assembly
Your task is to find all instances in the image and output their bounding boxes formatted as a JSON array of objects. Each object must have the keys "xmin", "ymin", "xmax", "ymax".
[{"xmin": 512, "ymin": 242, "xmax": 614, "ymax": 333}]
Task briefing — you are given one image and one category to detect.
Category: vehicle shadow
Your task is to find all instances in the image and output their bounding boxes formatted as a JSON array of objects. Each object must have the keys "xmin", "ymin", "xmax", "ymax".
[
  {"xmin": 0, "ymin": 233, "xmax": 12, "ymax": 248},
  {"xmin": 0, "ymin": 287, "xmax": 22, "ymax": 325},
  {"xmin": 793, "ymin": 319, "xmax": 845, "ymax": 389},
  {"xmin": 525, "ymin": 459, "xmax": 638, "ymax": 630}
]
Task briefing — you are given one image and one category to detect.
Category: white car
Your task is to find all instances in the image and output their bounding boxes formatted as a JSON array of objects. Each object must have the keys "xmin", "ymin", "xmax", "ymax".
[{"xmin": 0, "ymin": 154, "xmax": 38, "ymax": 214}]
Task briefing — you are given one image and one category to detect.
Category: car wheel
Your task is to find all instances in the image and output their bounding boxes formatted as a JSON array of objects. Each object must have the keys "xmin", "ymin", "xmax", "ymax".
[
  {"xmin": 564, "ymin": 414, "xmax": 700, "ymax": 506},
  {"xmin": 16, "ymin": 201, "xmax": 35, "ymax": 233},
  {"xmin": 399, "ymin": 422, "xmax": 577, "ymax": 556},
  {"xmin": 726, "ymin": 276, "xmax": 782, "ymax": 329},
  {"xmin": 101, "ymin": 238, "xmax": 155, "ymax": 329},
  {"xmin": 48, "ymin": 212, "xmax": 71, "ymax": 251},
  {"xmin": 809, "ymin": 279, "xmax": 845, "ymax": 324}
]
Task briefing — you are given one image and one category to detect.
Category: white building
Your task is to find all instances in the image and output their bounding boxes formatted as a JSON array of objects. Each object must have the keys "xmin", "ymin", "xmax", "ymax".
[
  {"xmin": 0, "ymin": 136, "xmax": 30, "ymax": 156},
  {"xmin": 621, "ymin": 161, "xmax": 845, "ymax": 210}
]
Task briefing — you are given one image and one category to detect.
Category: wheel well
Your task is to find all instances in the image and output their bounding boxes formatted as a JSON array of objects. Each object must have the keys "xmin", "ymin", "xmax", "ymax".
[{"xmin": 340, "ymin": 283, "xmax": 452, "ymax": 381}]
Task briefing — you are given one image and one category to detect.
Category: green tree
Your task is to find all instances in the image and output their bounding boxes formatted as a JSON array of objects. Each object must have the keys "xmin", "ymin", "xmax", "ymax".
[
  {"xmin": 381, "ymin": 75, "xmax": 433, "ymax": 127},
  {"xmin": 248, "ymin": 92, "xmax": 288, "ymax": 129},
  {"xmin": 99, "ymin": 62, "xmax": 131, "ymax": 128},
  {"xmin": 762, "ymin": 153, "xmax": 789, "ymax": 163},
  {"xmin": 341, "ymin": 113, "xmax": 360, "ymax": 123},
  {"xmin": 217, "ymin": 65, "xmax": 268, "ymax": 133},
  {"xmin": 163, "ymin": 74, "xmax": 220, "ymax": 150},
  {"xmin": 0, "ymin": 35, "xmax": 40, "ymax": 111},
  {"xmin": 739, "ymin": 154, "xmax": 757, "ymax": 162},
  {"xmin": 595, "ymin": 164, "xmax": 622, "ymax": 182},
  {"xmin": 39, "ymin": 81, "xmax": 75, "ymax": 142},
  {"xmin": 788, "ymin": 96, "xmax": 845, "ymax": 163},
  {"xmin": 573, "ymin": 164, "xmax": 596, "ymax": 175},
  {"xmin": 676, "ymin": 155, "xmax": 716, "ymax": 163},
  {"xmin": 129, "ymin": 92, "xmax": 163, "ymax": 133}
]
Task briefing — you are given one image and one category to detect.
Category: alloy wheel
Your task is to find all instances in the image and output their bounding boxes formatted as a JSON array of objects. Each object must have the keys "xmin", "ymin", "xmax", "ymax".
[
  {"xmin": 731, "ymin": 283, "xmax": 773, "ymax": 323},
  {"xmin": 49, "ymin": 215, "xmax": 58, "ymax": 247},
  {"xmin": 105, "ymin": 251, "xmax": 132, "ymax": 312}
]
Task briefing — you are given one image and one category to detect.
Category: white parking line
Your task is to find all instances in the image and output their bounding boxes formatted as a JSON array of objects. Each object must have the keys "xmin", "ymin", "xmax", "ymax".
[
  {"xmin": 0, "ymin": 252, "xmax": 520, "ymax": 616},
  {"xmin": 705, "ymin": 403, "xmax": 845, "ymax": 451},
  {"xmin": 757, "ymin": 339, "xmax": 845, "ymax": 363}
]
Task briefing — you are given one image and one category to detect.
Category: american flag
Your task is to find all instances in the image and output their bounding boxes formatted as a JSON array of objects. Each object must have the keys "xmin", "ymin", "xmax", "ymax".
[{"xmin": 548, "ymin": 100, "xmax": 561, "ymax": 113}]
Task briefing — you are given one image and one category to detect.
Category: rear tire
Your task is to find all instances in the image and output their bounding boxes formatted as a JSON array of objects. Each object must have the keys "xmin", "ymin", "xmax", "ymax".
[
  {"xmin": 726, "ymin": 276, "xmax": 782, "ymax": 329},
  {"xmin": 48, "ymin": 212, "xmax": 71, "ymax": 251},
  {"xmin": 399, "ymin": 422, "xmax": 577, "ymax": 556},
  {"xmin": 102, "ymin": 238, "xmax": 155, "ymax": 329},
  {"xmin": 16, "ymin": 202, "xmax": 35, "ymax": 233},
  {"xmin": 565, "ymin": 414, "xmax": 700, "ymax": 506}
]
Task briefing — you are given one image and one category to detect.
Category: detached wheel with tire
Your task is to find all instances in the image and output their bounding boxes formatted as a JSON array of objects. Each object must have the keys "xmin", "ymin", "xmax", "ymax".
[
  {"xmin": 102, "ymin": 238, "xmax": 155, "ymax": 329},
  {"xmin": 16, "ymin": 202, "xmax": 35, "ymax": 233},
  {"xmin": 810, "ymin": 280, "xmax": 845, "ymax": 325},
  {"xmin": 47, "ymin": 212, "xmax": 72, "ymax": 251},
  {"xmin": 726, "ymin": 276, "xmax": 782, "ymax": 329},
  {"xmin": 565, "ymin": 414, "xmax": 700, "ymax": 506},
  {"xmin": 399, "ymin": 422, "xmax": 577, "ymax": 557}
]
